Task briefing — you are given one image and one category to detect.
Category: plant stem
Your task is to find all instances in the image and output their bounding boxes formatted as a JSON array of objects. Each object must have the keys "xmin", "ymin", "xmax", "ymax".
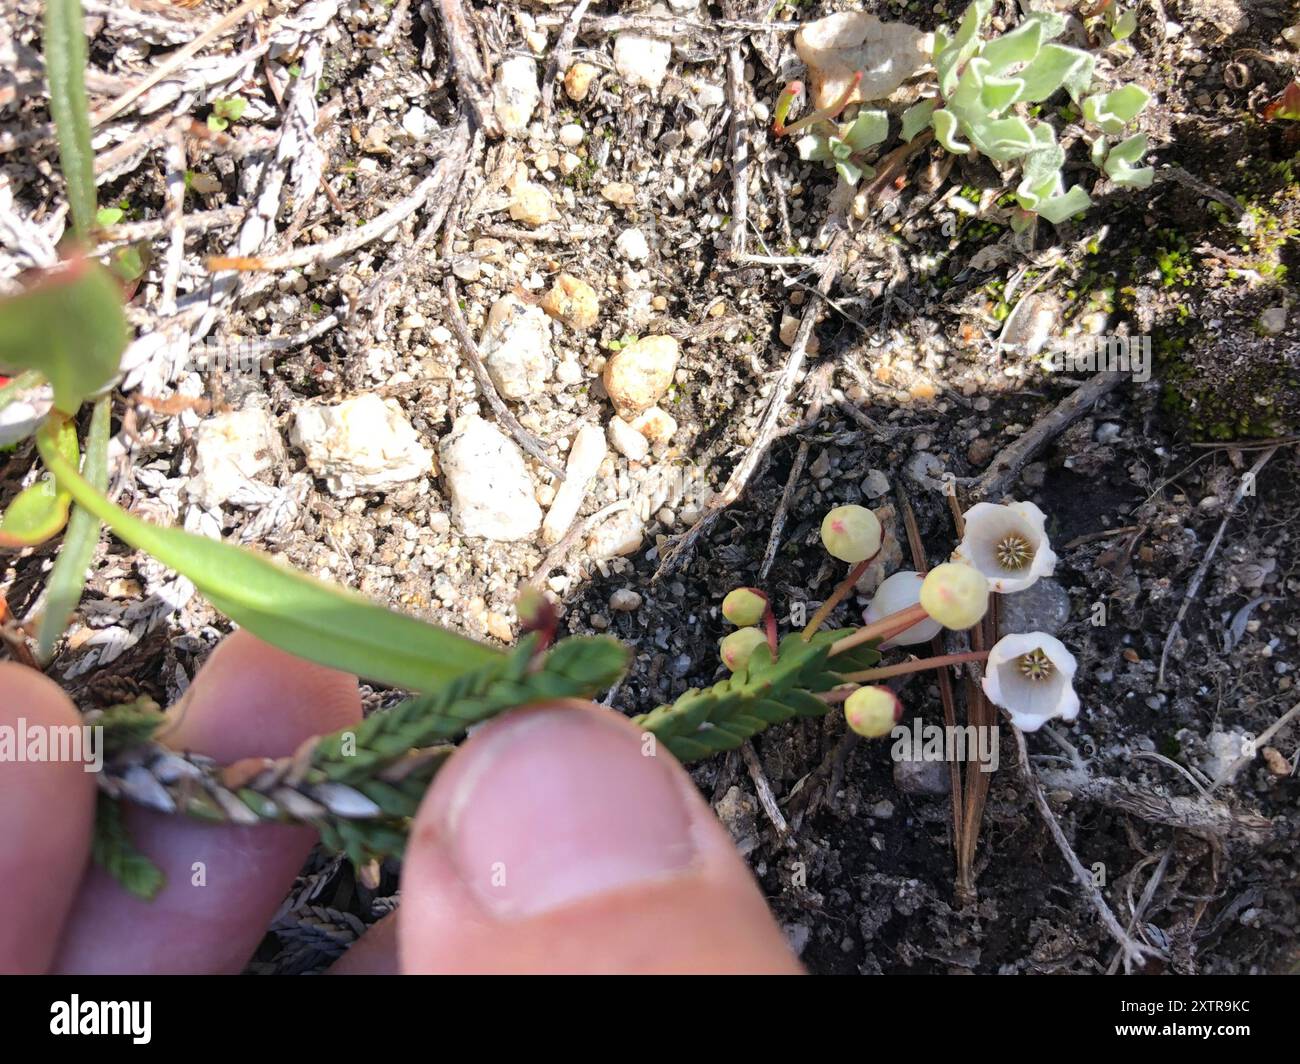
[
  {"xmin": 837, "ymin": 651, "xmax": 988, "ymax": 684},
  {"xmin": 829, "ymin": 602, "xmax": 930, "ymax": 657},
  {"xmin": 801, "ymin": 558, "xmax": 871, "ymax": 641},
  {"xmin": 775, "ymin": 71, "xmax": 863, "ymax": 137},
  {"xmin": 763, "ymin": 602, "xmax": 779, "ymax": 658}
]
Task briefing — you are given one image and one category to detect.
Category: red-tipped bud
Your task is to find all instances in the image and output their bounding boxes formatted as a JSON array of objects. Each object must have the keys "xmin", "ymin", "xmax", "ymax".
[
  {"xmin": 919, "ymin": 562, "xmax": 989, "ymax": 630},
  {"xmin": 843, "ymin": 686, "xmax": 903, "ymax": 738},
  {"xmin": 720, "ymin": 627, "xmax": 770, "ymax": 673},
  {"xmin": 721, "ymin": 587, "xmax": 768, "ymax": 627},
  {"xmin": 820, "ymin": 504, "xmax": 882, "ymax": 563}
]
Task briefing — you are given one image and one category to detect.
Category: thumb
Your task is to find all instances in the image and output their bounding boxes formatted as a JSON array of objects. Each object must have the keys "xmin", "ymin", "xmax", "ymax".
[{"xmin": 396, "ymin": 701, "xmax": 801, "ymax": 974}]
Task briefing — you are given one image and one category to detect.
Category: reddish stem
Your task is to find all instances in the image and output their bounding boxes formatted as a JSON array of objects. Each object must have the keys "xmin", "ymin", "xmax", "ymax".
[
  {"xmin": 837, "ymin": 651, "xmax": 989, "ymax": 684},
  {"xmin": 829, "ymin": 602, "xmax": 931, "ymax": 657}
]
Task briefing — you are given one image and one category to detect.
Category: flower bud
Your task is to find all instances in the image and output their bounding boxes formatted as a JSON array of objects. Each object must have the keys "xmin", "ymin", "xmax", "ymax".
[
  {"xmin": 721, "ymin": 587, "xmax": 768, "ymax": 627},
  {"xmin": 843, "ymin": 686, "xmax": 902, "ymax": 739},
  {"xmin": 720, "ymin": 627, "xmax": 770, "ymax": 672},
  {"xmin": 919, "ymin": 562, "xmax": 989, "ymax": 630},
  {"xmin": 820, "ymin": 505, "xmax": 882, "ymax": 563}
]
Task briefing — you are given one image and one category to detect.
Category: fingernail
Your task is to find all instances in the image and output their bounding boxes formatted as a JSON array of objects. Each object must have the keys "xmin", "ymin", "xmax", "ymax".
[{"xmin": 428, "ymin": 706, "xmax": 697, "ymax": 919}]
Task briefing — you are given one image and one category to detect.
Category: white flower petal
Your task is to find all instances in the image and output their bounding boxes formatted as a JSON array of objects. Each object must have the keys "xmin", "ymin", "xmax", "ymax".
[
  {"xmin": 864, "ymin": 571, "xmax": 943, "ymax": 647},
  {"xmin": 982, "ymin": 631, "xmax": 1079, "ymax": 730},
  {"xmin": 953, "ymin": 500, "xmax": 1056, "ymax": 593}
]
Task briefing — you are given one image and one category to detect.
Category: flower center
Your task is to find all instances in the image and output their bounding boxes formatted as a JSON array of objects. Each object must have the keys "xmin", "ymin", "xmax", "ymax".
[
  {"xmin": 995, "ymin": 533, "xmax": 1033, "ymax": 571},
  {"xmin": 1017, "ymin": 648, "xmax": 1054, "ymax": 681}
]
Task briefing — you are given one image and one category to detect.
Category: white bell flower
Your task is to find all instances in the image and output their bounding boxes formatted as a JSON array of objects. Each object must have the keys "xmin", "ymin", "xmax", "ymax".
[
  {"xmin": 952, "ymin": 500, "xmax": 1057, "ymax": 593},
  {"xmin": 982, "ymin": 632, "xmax": 1080, "ymax": 731}
]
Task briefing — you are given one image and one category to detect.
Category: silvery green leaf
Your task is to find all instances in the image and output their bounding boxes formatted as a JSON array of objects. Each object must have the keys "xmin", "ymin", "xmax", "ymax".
[
  {"xmin": 948, "ymin": 57, "xmax": 990, "ymax": 124},
  {"xmin": 835, "ymin": 159, "xmax": 865, "ymax": 186},
  {"xmin": 1018, "ymin": 44, "xmax": 1095, "ymax": 103},
  {"xmin": 841, "ymin": 110, "xmax": 889, "ymax": 152},
  {"xmin": 1083, "ymin": 84, "xmax": 1151, "ymax": 134},
  {"xmin": 937, "ymin": 0, "xmax": 992, "ymax": 95},
  {"xmin": 797, "ymin": 133, "xmax": 831, "ymax": 162},
  {"xmin": 1035, "ymin": 184, "xmax": 1093, "ymax": 224},
  {"xmin": 1111, "ymin": 7, "xmax": 1137, "ymax": 41},
  {"xmin": 932, "ymin": 108, "xmax": 971, "ymax": 153},
  {"xmin": 901, "ymin": 98, "xmax": 939, "ymax": 142},
  {"xmin": 981, "ymin": 74, "xmax": 1025, "ymax": 115},
  {"xmin": 1090, "ymin": 135, "xmax": 1109, "ymax": 168},
  {"xmin": 829, "ymin": 136, "xmax": 854, "ymax": 161},
  {"xmin": 980, "ymin": 19, "xmax": 1043, "ymax": 74},
  {"xmin": 1104, "ymin": 132, "xmax": 1153, "ymax": 187},
  {"xmin": 974, "ymin": 116, "xmax": 1035, "ymax": 161},
  {"xmin": 1026, "ymin": 11, "xmax": 1068, "ymax": 41}
]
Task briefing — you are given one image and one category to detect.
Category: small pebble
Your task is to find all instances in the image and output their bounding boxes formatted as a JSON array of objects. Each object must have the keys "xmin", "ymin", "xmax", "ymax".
[{"xmin": 610, "ymin": 588, "xmax": 643, "ymax": 612}]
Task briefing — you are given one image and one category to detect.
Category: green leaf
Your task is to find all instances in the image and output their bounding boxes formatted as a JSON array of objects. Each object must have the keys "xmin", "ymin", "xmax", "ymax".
[
  {"xmin": 1036, "ymin": 184, "xmax": 1093, "ymax": 224},
  {"xmin": 96, "ymin": 206, "xmax": 124, "ymax": 227},
  {"xmin": 828, "ymin": 136, "xmax": 853, "ymax": 161},
  {"xmin": 44, "ymin": 0, "xmax": 96, "ymax": 240},
  {"xmin": 1104, "ymin": 132, "xmax": 1153, "ymax": 188},
  {"xmin": 932, "ymin": 108, "xmax": 970, "ymax": 153},
  {"xmin": 936, "ymin": 0, "xmax": 992, "ymax": 96},
  {"xmin": 840, "ymin": 110, "xmax": 888, "ymax": 152},
  {"xmin": 980, "ymin": 19, "xmax": 1043, "ymax": 74},
  {"xmin": 973, "ymin": 116, "xmax": 1035, "ymax": 161},
  {"xmin": 1083, "ymin": 84, "xmax": 1151, "ymax": 134},
  {"xmin": 36, "ymin": 422, "xmax": 505, "ymax": 692},
  {"xmin": 0, "ymin": 418, "xmax": 77, "ymax": 547},
  {"xmin": 1017, "ymin": 44, "xmax": 1095, "ymax": 103},
  {"xmin": 1110, "ymin": 7, "xmax": 1137, "ymax": 41},
  {"xmin": 901, "ymin": 98, "xmax": 939, "ymax": 142},
  {"xmin": 835, "ymin": 159, "xmax": 864, "ymax": 186},
  {"xmin": 0, "ymin": 258, "xmax": 128, "ymax": 413},
  {"xmin": 980, "ymin": 74, "xmax": 1025, "ymax": 115},
  {"xmin": 796, "ymin": 132, "xmax": 831, "ymax": 162},
  {"xmin": 37, "ymin": 395, "xmax": 110, "ymax": 662}
]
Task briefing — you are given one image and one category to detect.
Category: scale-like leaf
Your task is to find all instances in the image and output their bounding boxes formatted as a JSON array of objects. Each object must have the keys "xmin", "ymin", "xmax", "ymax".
[
  {"xmin": 901, "ymin": 98, "xmax": 939, "ymax": 142},
  {"xmin": 1083, "ymin": 84, "xmax": 1151, "ymax": 134},
  {"xmin": 1103, "ymin": 132, "xmax": 1153, "ymax": 188},
  {"xmin": 1036, "ymin": 184, "xmax": 1093, "ymax": 224},
  {"xmin": 36, "ymin": 423, "xmax": 504, "ymax": 692}
]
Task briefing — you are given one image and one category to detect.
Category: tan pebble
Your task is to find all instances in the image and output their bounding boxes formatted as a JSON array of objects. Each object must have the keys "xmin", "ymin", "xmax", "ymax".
[
  {"xmin": 540, "ymin": 273, "xmax": 601, "ymax": 330},
  {"xmin": 603, "ymin": 335, "xmax": 679, "ymax": 418},
  {"xmin": 486, "ymin": 612, "xmax": 514, "ymax": 643},
  {"xmin": 509, "ymin": 182, "xmax": 553, "ymax": 226},
  {"xmin": 630, "ymin": 406, "xmax": 678, "ymax": 448},
  {"xmin": 564, "ymin": 62, "xmax": 599, "ymax": 101},
  {"xmin": 601, "ymin": 182, "xmax": 637, "ymax": 207},
  {"xmin": 779, "ymin": 314, "xmax": 819, "ymax": 354},
  {"xmin": 909, "ymin": 379, "xmax": 937, "ymax": 402},
  {"xmin": 1262, "ymin": 746, "xmax": 1291, "ymax": 776}
]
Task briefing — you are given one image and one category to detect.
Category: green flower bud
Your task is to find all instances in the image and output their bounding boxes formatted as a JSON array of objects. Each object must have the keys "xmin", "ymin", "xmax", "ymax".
[
  {"xmin": 820, "ymin": 505, "xmax": 883, "ymax": 563},
  {"xmin": 721, "ymin": 587, "xmax": 768, "ymax": 626},
  {"xmin": 844, "ymin": 686, "xmax": 902, "ymax": 739},
  {"xmin": 720, "ymin": 627, "xmax": 770, "ymax": 673},
  {"xmin": 919, "ymin": 562, "xmax": 989, "ymax": 630}
]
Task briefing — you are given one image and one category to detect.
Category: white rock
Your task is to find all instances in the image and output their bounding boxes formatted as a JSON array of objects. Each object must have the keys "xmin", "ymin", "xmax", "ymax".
[
  {"xmin": 610, "ymin": 588, "xmax": 643, "ymax": 611},
  {"xmin": 188, "ymin": 405, "xmax": 285, "ymax": 509},
  {"xmin": 558, "ymin": 122, "xmax": 585, "ymax": 147},
  {"xmin": 614, "ymin": 32, "xmax": 672, "ymax": 91},
  {"xmin": 587, "ymin": 508, "xmax": 645, "ymax": 560},
  {"xmin": 542, "ymin": 423, "xmax": 607, "ymax": 544},
  {"xmin": 1259, "ymin": 305, "xmax": 1288, "ymax": 336},
  {"xmin": 0, "ymin": 379, "xmax": 52, "ymax": 448},
  {"xmin": 493, "ymin": 56, "xmax": 540, "ymax": 133},
  {"xmin": 795, "ymin": 12, "xmax": 929, "ymax": 110},
  {"xmin": 439, "ymin": 414, "xmax": 542, "ymax": 541},
  {"xmin": 616, "ymin": 227, "xmax": 650, "ymax": 262},
  {"xmin": 401, "ymin": 106, "xmax": 434, "ymax": 139},
  {"xmin": 685, "ymin": 118, "xmax": 709, "ymax": 142},
  {"xmin": 480, "ymin": 295, "xmax": 553, "ymax": 399},
  {"xmin": 555, "ymin": 358, "xmax": 584, "ymax": 386},
  {"xmin": 291, "ymin": 395, "xmax": 432, "ymax": 498},
  {"xmin": 607, "ymin": 416, "xmax": 650, "ymax": 461}
]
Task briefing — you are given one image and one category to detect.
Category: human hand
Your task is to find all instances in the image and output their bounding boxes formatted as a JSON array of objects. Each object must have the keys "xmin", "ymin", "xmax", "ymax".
[{"xmin": 0, "ymin": 631, "xmax": 801, "ymax": 974}]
